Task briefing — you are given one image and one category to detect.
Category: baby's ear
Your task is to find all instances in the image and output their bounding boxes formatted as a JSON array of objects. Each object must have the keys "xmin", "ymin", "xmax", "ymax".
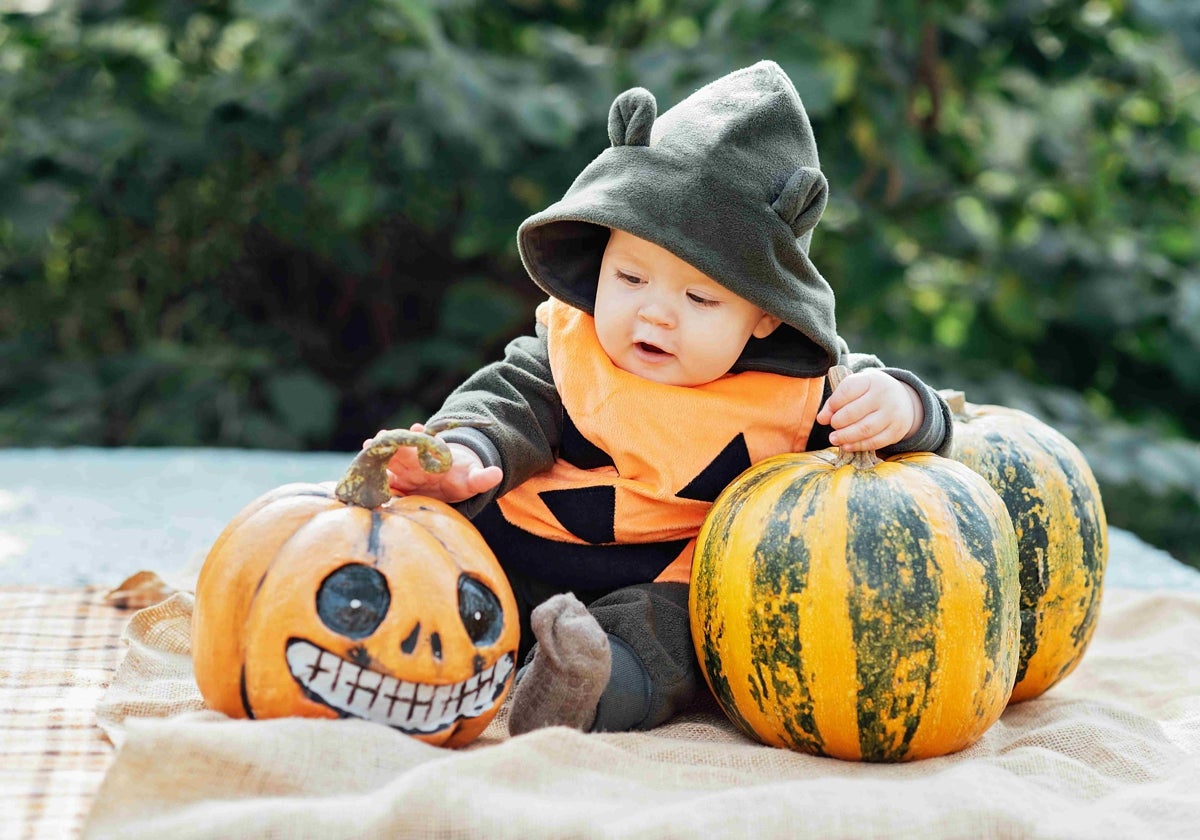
[
  {"xmin": 752, "ymin": 313, "xmax": 783, "ymax": 339},
  {"xmin": 608, "ymin": 88, "xmax": 657, "ymax": 147},
  {"xmin": 772, "ymin": 167, "xmax": 828, "ymax": 238}
]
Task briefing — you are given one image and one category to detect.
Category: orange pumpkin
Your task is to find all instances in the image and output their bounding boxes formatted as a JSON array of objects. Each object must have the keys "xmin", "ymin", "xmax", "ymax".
[
  {"xmin": 191, "ymin": 423, "xmax": 519, "ymax": 748},
  {"xmin": 691, "ymin": 367, "xmax": 1020, "ymax": 761},
  {"xmin": 940, "ymin": 391, "xmax": 1107, "ymax": 703}
]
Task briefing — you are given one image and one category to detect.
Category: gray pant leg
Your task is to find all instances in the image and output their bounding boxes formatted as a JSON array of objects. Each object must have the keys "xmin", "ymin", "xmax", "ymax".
[{"xmin": 586, "ymin": 582, "xmax": 701, "ymax": 732}]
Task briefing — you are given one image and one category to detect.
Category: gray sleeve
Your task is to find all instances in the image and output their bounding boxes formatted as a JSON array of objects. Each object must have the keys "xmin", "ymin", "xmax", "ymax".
[
  {"xmin": 428, "ymin": 323, "xmax": 562, "ymax": 518},
  {"xmin": 806, "ymin": 347, "xmax": 952, "ymax": 457},
  {"xmin": 876, "ymin": 365, "xmax": 952, "ymax": 456}
]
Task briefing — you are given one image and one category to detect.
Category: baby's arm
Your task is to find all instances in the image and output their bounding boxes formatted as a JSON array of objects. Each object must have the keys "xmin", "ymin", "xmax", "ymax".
[{"xmin": 367, "ymin": 315, "xmax": 562, "ymax": 513}]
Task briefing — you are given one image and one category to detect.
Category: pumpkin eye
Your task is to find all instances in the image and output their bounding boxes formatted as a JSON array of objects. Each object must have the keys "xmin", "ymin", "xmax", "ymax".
[
  {"xmin": 458, "ymin": 575, "xmax": 503, "ymax": 647},
  {"xmin": 316, "ymin": 564, "xmax": 391, "ymax": 639}
]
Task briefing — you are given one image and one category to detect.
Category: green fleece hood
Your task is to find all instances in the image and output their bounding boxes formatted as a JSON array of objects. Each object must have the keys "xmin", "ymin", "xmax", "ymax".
[{"xmin": 517, "ymin": 60, "xmax": 839, "ymax": 377}]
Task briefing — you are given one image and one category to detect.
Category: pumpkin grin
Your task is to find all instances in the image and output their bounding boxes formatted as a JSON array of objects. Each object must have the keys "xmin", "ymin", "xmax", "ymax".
[{"xmin": 285, "ymin": 639, "xmax": 515, "ymax": 734}]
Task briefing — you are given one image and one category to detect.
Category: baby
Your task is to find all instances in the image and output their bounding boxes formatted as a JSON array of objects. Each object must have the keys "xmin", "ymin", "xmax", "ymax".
[{"xmin": 377, "ymin": 61, "xmax": 951, "ymax": 734}]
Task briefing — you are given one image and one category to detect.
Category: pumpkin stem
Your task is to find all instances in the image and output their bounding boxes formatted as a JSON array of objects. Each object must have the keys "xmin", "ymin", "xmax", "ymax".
[
  {"xmin": 335, "ymin": 419, "xmax": 492, "ymax": 509},
  {"xmin": 939, "ymin": 389, "xmax": 968, "ymax": 417},
  {"xmin": 826, "ymin": 364, "xmax": 883, "ymax": 470}
]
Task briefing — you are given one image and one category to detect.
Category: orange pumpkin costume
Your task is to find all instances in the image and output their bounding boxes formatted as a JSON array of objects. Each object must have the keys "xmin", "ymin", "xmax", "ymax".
[{"xmin": 488, "ymin": 298, "xmax": 823, "ymax": 586}]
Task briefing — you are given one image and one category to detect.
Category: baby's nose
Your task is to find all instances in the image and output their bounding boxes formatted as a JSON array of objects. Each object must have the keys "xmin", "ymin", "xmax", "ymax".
[{"xmin": 638, "ymin": 301, "xmax": 674, "ymax": 327}]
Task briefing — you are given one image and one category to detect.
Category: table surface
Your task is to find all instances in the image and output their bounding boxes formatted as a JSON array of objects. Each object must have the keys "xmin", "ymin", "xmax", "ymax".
[{"xmin": 2, "ymin": 446, "xmax": 1199, "ymax": 591}]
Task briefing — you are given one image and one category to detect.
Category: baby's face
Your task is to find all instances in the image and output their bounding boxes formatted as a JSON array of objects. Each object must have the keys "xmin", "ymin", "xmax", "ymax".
[{"xmin": 593, "ymin": 230, "xmax": 780, "ymax": 387}]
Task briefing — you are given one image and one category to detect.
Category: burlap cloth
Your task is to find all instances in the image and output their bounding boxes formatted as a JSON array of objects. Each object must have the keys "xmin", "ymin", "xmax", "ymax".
[{"xmin": 84, "ymin": 587, "xmax": 1200, "ymax": 839}]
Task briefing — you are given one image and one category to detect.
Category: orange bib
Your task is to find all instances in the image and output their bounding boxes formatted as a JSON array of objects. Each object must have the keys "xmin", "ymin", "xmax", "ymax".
[{"xmin": 496, "ymin": 299, "xmax": 824, "ymax": 583}]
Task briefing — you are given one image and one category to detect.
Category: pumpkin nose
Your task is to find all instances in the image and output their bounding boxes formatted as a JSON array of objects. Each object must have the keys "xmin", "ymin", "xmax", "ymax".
[
  {"xmin": 400, "ymin": 622, "xmax": 420, "ymax": 654},
  {"xmin": 398, "ymin": 623, "xmax": 444, "ymax": 660}
]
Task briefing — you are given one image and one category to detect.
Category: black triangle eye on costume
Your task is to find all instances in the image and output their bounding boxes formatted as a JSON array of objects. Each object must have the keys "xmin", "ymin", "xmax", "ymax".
[
  {"xmin": 560, "ymin": 411, "xmax": 617, "ymax": 471},
  {"xmin": 677, "ymin": 434, "xmax": 752, "ymax": 502},
  {"xmin": 539, "ymin": 485, "xmax": 617, "ymax": 545}
]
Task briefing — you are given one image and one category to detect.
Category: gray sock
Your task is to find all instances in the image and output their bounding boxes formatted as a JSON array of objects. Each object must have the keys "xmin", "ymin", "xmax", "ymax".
[{"xmin": 508, "ymin": 593, "xmax": 611, "ymax": 735}]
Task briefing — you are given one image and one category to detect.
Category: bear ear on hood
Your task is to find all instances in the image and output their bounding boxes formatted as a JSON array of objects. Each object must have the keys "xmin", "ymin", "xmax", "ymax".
[
  {"xmin": 608, "ymin": 88, "xmax": 657, "ymax": 147},
  {"xmin": 772, "ymin": 166, "xmax": 828, "ymax": 239}
]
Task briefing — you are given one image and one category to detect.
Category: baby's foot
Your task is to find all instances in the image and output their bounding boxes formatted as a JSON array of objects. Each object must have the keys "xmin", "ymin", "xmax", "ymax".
[{"xmin": 508, "ymin": 593, "xmax": 611, "ymax": 735}]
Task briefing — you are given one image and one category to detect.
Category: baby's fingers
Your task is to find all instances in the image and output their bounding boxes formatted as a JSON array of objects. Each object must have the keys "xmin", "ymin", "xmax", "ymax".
[
  {"xmin": 431, "ymin": 465, "xmax": 499, "ymax": 503},
  {"xmin": 829, "ymin": 412, "xmax": 906, "ymax": 452},
  {"xmin": 464, "ymin": 465, "xmax": 503, "ymax": 496},
  {"xmin": 386, "ymin": 466, "xmax": 435, "ymax": 495},
  {"xmin": 817, "ymin": 374, "xmax": 872, "ymax": 424},
  {"xmin": 821, "ymin": 395, "xmax": 875, "ymax": 435}
]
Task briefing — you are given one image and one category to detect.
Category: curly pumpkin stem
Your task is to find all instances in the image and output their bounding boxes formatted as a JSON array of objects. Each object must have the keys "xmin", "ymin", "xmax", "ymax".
[
  {"xmin": 335, "ymin": 419, "xmax": 492, "ymax": 509},
  {"xmin": 827, "ymin": 364, "xmax": 883, "ymax": 470}
]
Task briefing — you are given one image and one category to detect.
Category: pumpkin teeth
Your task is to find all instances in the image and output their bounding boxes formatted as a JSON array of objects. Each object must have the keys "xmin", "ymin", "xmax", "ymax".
[{"xmin": 285, "ymin": 639, "xmax": 515, "ymax": 735}]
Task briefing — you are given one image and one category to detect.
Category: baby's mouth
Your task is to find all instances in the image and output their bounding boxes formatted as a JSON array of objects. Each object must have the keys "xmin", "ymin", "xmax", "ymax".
[{"xmin": 636, "ymin": 341, "xmax": 670, "ymax": 356}]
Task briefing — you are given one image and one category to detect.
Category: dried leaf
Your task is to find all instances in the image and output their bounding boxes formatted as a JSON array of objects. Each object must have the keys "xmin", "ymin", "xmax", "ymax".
[{"xmin": 104, "ymin": 571, "xmax": 181, "ymax": 610}]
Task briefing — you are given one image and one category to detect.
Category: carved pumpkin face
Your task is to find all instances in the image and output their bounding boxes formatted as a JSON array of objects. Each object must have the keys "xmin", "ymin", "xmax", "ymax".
[{"xmin": 192, "ymin": 428, "xmax": 519, "ymax": 748}]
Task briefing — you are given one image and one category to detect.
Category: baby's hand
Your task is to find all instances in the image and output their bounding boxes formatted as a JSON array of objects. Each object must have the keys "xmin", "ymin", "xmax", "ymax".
[
  {"xmin": 816, "ymin": 369, "xmax": 923, "ymax": 452},
  {"xmin": 364, "ymin": 423, "xmax": 503, "ymax": 503}
]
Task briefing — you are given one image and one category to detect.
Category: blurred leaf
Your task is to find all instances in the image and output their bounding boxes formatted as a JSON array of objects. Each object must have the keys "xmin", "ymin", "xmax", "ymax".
[
  {"xmin": 821, "ymin": 0, "xmax": 878, "ymax": 45},
  {"xmin": 7, "ymin": 182, "xmax": 75, "ymax": 242},
  {"xmin": 313, "ymin": 161, "xmax": 378, "ymax": 229},
  {"xmin": 236, "ymin": 412, "xmax": 304, "ymax": 450},
  {"xmin": 1174, "ymin": 279, "xmax": 1200, "ymax": 346},
  {"xmin": 780, "ymin": 60, "xmax": 834, "ymax": 117},
  {"xmin": 417, "ymin": 337, "xmax": 483, "ymax": 375},
  {"xmin": 235, "ymin": 0, "xmax": 298, "ymax": 21},
  {"xmin": 1157, "ymin": 226, "xmax": 1199, "ymax": 262},
  {"xmin": 438, "ymin": 279, "xmax": 527, "ymax": 343},
  {"xmin": 512, "ymin": 85, "xmax": 584, "ymax": 147},
  {"xmin": 988, "ymin": 272, "xmax": 1045, "ymax": 341},
  {"xmin": 953, "ymin": 195, "xmax": 1001, "ymax": 248},
  {"xmin": 361, "ymin": 343, "xmax": 426, "ymax": 391},
  {"xmin": 265, "ymin": 371, "xmax": 339, "ymax": 443}
]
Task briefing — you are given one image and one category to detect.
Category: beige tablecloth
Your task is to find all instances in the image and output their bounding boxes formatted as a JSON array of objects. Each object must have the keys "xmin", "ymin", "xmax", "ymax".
[{"xmin": 81, "ymin": 586, "xmax": 1200, "ymax": 839}]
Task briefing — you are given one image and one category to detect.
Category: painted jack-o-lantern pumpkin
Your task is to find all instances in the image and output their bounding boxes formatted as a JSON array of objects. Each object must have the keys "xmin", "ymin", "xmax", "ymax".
[{"xmin": 192, "ymin": 423, "xmax": 519, "ymax": 748}]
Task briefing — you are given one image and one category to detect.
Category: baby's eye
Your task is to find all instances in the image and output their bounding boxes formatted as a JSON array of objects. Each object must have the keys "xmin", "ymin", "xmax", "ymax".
[
  {"xmin": 687, "ymin": 292, "xmax": 719, "ymax": 307},
  {"xmin": 616, "ymin": 271, "xmax": 644, "ymax": 286}
]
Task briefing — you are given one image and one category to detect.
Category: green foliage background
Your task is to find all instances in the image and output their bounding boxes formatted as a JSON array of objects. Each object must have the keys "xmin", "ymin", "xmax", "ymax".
[{"xmin": 2, "ymin": 0, "xmax": 1199, "ymax": 566}]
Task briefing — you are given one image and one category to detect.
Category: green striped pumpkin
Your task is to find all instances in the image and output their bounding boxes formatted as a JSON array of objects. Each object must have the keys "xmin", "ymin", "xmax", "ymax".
[
  {"xmin": 941, "ymin": 392, "xmax": 1107, "ymax": 703},
  {"xmin": 690, "ymin": 434, "xmax": 1020, "ymax": 761}
]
